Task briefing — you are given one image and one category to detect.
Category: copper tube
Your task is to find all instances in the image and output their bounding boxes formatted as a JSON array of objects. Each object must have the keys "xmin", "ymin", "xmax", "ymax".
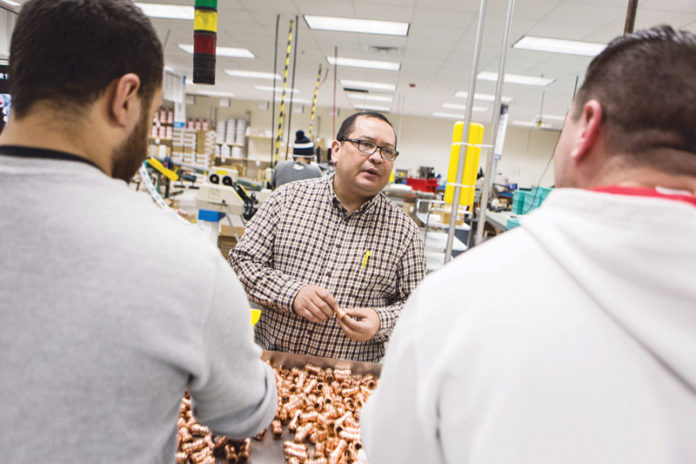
[
  {"xmin": 272, "ymin": 419, "xmax": 283, "ymax": 439},
  {"xmin": 253, "ymin": 429, "xmax": 266, "ymax": 441},
  {"xmin": 314, "ymin": 441, "xmax": 326, "ymax": 457},
  {"xmin": 182, "ymin": 438, "xmax": 206, "ymax": 453},
  {"xmin": 175, "ymin": 451, "xmax": 188, "ymax": 464},
  {"xmin": 341, "ymin": 385, "xmax": 359, "ymax": 397},
  {"xmin": 334, "ymin": 412, "xmax": 352, "ymax": 429},
  {"xmin": 333, "ymin": 368, "xmax": 351, "ymax": 380},
  {"xmin": 225, "ymin": 445, "xmax": 238, "ymax": 463},
  {"xmin": 305, "ymin": 363, "xmax": 321, "ymax": 375},
  {"xmin": 288, "ymin": 409, "xmax": 302, "ymax": 431},
  {"xmin": 304, "ymin": 378, "xmax": 318, "ymax": 395},
  {"xmin": 317, "ymin": 413, "xmax": 329, "ymax": 427},
  {"xmin": 328, "ymin": 439, "xmax": 348, "ymax": 464},
  {"xmin": 301, "ymin": 410, "xmax": 318, "ymax": 423},
  {"xmin": 339, "ymin": 429, "xmax": 361, "ymax": 441},
  {"xmin": 296, "ymin": 370, "xmax": 307, "ymax": 389},
  {"xmin": 316, "ymin": 427, "xmax": 328, "ymax": 443},
  {"xmin": 190, "ymin": 424, "xmax": 210, "ymax": 436},
  {"xmin": 287, "ymin": 458, "xmax": 301, "ymax": 464},
  {"xmin": 179, "ymin": 427, "xmax": 193, "ymax": 443},
  {"xmin": 177, "ymin": 417, "xmax": 187, "ymax": 428},
  {"xmin": 295, "ymin": 422, "xmax": 314, "ymax": 442},
  {"xmin": 240, "ymin": 438, "xmax": 252, "ymax": 455},
  {"xmin": 307, "ymin": 458, "xmax": 328, "ymax": 464}
]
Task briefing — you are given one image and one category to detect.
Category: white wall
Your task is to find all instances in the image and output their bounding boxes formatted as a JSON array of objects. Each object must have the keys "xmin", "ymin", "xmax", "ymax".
[
  {"xmin": 0, "ymin": 8, "xmax": 16, "ymax": 60},
  {"xmin": 185, "ymin": 96, "xmax": 560, "ymax": 188}
]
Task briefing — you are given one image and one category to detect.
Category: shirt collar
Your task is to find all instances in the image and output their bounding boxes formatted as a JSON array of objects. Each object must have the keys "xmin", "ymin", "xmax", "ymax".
[{"xmin": 326, "ymin": 174, "xmax": 382, "ymax": 217}]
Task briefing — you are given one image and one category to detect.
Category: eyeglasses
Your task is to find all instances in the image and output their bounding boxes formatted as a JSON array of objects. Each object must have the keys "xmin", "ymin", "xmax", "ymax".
[{"xmin": 339, "ymin": 138, "xmax": 399, "ymax": 161}]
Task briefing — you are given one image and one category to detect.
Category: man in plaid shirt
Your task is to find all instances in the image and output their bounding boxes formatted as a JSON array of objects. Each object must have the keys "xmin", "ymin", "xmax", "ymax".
[{"xmin": 229, "ymin": 112, "xmax": 426, "ymax": 362}]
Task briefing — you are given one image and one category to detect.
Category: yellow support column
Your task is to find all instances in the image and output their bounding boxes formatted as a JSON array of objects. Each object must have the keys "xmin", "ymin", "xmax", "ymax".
[{"xmin": 444, "ymin": 122, "xmax": 484, "ymax": 211}]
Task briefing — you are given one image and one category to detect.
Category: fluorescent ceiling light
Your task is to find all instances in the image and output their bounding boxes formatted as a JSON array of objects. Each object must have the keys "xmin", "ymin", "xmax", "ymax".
[
  {"xmin": 304, "ymin": 15, "xmax": 409, "ymax": 36},
  {"xmin": 187, "ymin": 89, "xmax": 235, "ymax": 98},
  {"xmin": 442, "ymin": 103, "xmax": 487, "ymax": 112},
  {"xmin": 255, "ymin": 85, "xmax": 299, "ymax": 94},
  {"xmin": 353, "ymin": 104, "xmax": 391, "ymax": 112},
  {"xmin": 513, "ymin": 35, "xmax": 606, "ymax": 57},
  {"xmin": 340, "ymin": 80, "xmax": 396, "ymax": 92},
  {"xmin": 511, "ymin": 120, "xmax": 553, "ymax": 129},
  {"xmin": 432, "ymin": 112, "xmax": 469, "ymax": 120},
  {"xmin": 135, "ymin": 3, "xmax": 193, "ymax": 20},
  {"xmin": 348, "ymin": 94, "xmax": 393, "ymax": 103},
  {"xmin": 328, "ymin": 56, "xmax": 400, "ymax": 71},
  {"xmin": 179, "ymin": 44, "xmax": 255, "ymax": 58},
  {"xmin": 478, "ymin": 71, "xmax": 554, "ymax": 86},
  {"xmin": 538, "ymin": 114, "xmax": 567, "ymax": 121},
  {"xmin": 274, "ymin": 97, "xmax": 312, "ymax": 104},
  {"xmin": 455, "ymin": 91, "xmax": 513, "ymax": 104},
  {"xmin": 226, "ymin": 70, "xmax": 281, "ymax": 80},
  {"xmin": 1, "ymin": 0, "xmax": 21, "ymax": 7}
]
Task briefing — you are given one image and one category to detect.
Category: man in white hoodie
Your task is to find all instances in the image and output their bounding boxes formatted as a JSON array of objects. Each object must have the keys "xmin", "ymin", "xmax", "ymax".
[{"xmin": 361, "ymin": 25, "xmax": 696, "ymax": 464}]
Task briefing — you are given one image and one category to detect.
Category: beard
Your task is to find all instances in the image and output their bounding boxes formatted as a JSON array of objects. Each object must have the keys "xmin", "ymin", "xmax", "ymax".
[{"xmin": 111, "ymin": 101, "xmax": 151, "ymax": 182}]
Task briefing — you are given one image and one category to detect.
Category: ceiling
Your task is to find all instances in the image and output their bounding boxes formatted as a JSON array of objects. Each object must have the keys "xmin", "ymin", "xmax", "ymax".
[{"xmin": 6, "ymin": 0, "xmax": 696, "ymax": 130}]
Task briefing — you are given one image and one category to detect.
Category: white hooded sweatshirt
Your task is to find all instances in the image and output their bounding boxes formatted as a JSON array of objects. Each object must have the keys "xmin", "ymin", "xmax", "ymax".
[{"xmin": 361, "ymin": 188, "xmax": 696, "ymax": 464}]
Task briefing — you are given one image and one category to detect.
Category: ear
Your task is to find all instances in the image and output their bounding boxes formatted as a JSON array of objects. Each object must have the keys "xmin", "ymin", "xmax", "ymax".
[
  {"xmin": 570, "ymin": 99, "xmax": 603, "ymax": 161},
  {"xmin": 331, "ymin": 139, "xmax": 342, "ymax": 164},
  {"xmin": 109, "ymin": 73, "xmax": 142, "ymax": 128}
]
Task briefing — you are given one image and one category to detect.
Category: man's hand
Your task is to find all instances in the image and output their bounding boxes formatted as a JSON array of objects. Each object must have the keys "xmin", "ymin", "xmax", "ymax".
[
  {"xmin": 337, "ymin": 307, "xmax": 381, "ymax": 342},
  {"xmin": 293, "ymin": 285, "xmax": 339, "ymax": 323}
]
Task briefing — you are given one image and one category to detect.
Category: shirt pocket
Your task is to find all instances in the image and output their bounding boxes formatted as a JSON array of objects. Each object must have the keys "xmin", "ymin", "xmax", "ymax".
[{"xmin": 359, "ymin": 250, "xmax": 397, "ymax": 295}]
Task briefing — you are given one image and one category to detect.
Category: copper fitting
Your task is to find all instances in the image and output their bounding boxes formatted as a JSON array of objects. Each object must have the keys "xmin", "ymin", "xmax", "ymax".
[
  {"xmin": 305, "ymin": 363, "xmax": 321, "ymax": 376},
  {"xmin": 335, "ymin": 306, "xmax": 347, "ymax": 321},
  {"xmin": 295, "ymin": 422, "xmax": 314, "ymax": 442},
  {"xmin": 288, "ymin": 409, "xmax": 302, "ymax": 431},
  {"xmin": 272, "ymin": 419, "xmax": 283, "ymax": 439},
  {"xmin": 190, "ymin": 424, "xmax": 210, "ymax": 436},
  {"xmin": 304, "ymin": 378, "xmax": 318, "ymax": 395},
  {"xmin": 341, "ymin": 385, "xmax": 359, "ymax": 397},
  {"xmin": 175, "ymin": 451, "xmax": 188, "ymax": 464},
  {"xmin": 253, "ymin": 429, "xmax": 266, "ymax": 441},
  {"xmin": 301, "ymin": 410, "xmax": 318, "ymax": 423},
  {"xmin": 314, "ymin": 441, "xmax": 326, "ymax": 457}
]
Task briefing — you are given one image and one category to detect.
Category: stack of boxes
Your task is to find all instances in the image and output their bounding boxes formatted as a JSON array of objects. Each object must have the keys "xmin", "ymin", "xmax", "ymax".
[
  {"xmin": 171, "ymin": 129, "xmax": 197, "ymax": 165},
  {"xmin": 196, "ymin": 130, "xmax": 216, "ymax": 168}
]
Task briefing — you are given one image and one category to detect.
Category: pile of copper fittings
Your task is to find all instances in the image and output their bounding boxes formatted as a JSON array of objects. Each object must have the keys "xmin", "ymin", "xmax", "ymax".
[
  {"xmin": 273, "ymin": 363, "xmax": 377, "ymax": 463},
  {"xmin": 176, "ymin": 393, "xmax": 255, "ymax": 464},
  {"xmin": 175, "ymin": 363, "xmax": 377, "ymax": 463}
]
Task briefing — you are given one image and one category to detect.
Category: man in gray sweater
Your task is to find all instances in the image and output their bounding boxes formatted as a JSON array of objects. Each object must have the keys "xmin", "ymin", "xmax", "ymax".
[{"xmin": 0, "ymin": 1, "xmax": 276, "ymax": 462}]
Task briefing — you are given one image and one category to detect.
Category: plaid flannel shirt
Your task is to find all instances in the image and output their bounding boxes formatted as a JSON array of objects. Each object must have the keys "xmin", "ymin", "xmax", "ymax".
[{"xmin": 229, "ymin": 175, "xmax": 426, "ymax": 362}]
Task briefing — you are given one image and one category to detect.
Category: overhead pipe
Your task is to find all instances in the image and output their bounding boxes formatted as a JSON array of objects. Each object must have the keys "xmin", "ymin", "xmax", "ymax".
[
  {"xmin": 475, "ymin": 0, "xmax": 517, "ymax": 246},
  {"xmin": 270, "ymin": 14, "xmax": 280, "ymax": 165},
  {"xmin": 274, "ymin": 19, "xmax": 294, "ymax": 165},
  {"xmin": 444, "ymin": 0, "xmax": 488, "ymax": 263},
  {"xmin": 285, "ymin": 16, "xmax": 299, "ymax": 159},
  {"xmin": 624, "ymin": 0, "xmax": 639, "ymax": 35}
]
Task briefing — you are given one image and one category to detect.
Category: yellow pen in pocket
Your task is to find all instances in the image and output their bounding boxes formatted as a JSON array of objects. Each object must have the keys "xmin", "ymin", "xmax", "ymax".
[{"xmin": 362, "ymin": 251, "xmax": 371, "ymax": 269}]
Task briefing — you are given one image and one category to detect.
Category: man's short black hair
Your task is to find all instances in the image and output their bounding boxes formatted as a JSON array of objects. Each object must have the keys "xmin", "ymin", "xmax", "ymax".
[
  {"xmin": 336, "ymin": 112, "xmax": 397, "ymax": 147},
  {"xmin": 9, "ymin": 0, "xmax": 163, "ymax": 118},
  {"xmin": 573, "ymin": 25, "xmax": 696, "ymax": 162}
]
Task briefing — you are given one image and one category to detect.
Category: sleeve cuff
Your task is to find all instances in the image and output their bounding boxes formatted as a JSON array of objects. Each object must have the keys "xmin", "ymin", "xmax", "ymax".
[{"xmin": 276, "ymin": 279, "xmax": 306, "ymax": 312}]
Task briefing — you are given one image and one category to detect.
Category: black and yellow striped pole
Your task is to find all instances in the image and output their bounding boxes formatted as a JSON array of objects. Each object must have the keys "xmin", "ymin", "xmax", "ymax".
[
  {"xmin": 308, "ymin": 64, "xmax": 322, "ymax": 140},
  {"xmin": 193, "ymin": 0, "xmax": 217, "ymax": 84},
  {"xmin": 274, "ymin": 19, "xmax": 294, "ymax": 165}
]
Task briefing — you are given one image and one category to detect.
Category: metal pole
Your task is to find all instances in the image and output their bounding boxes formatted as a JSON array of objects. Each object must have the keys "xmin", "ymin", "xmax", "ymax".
[
  {"xmin": 270, "ymin": 14, "xmax": 279, "ymax": 166},
  {"xmin": 444, "ymin": 0, "xmax": 488, "ymax": 264},
  {"xmin": 332, "ymin": 46, "xmax": 338, "ymax": 139},
  {"xmin": 285, "ymin": 15, "xmax": 299, "ymax": 159},
  {"xmin": 475, "ymin": 0, "xmax": 516, "ymax": 246},
  {"xmin": 624, "ymin": 0, "xmax": 639, "ymax": 35}
]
